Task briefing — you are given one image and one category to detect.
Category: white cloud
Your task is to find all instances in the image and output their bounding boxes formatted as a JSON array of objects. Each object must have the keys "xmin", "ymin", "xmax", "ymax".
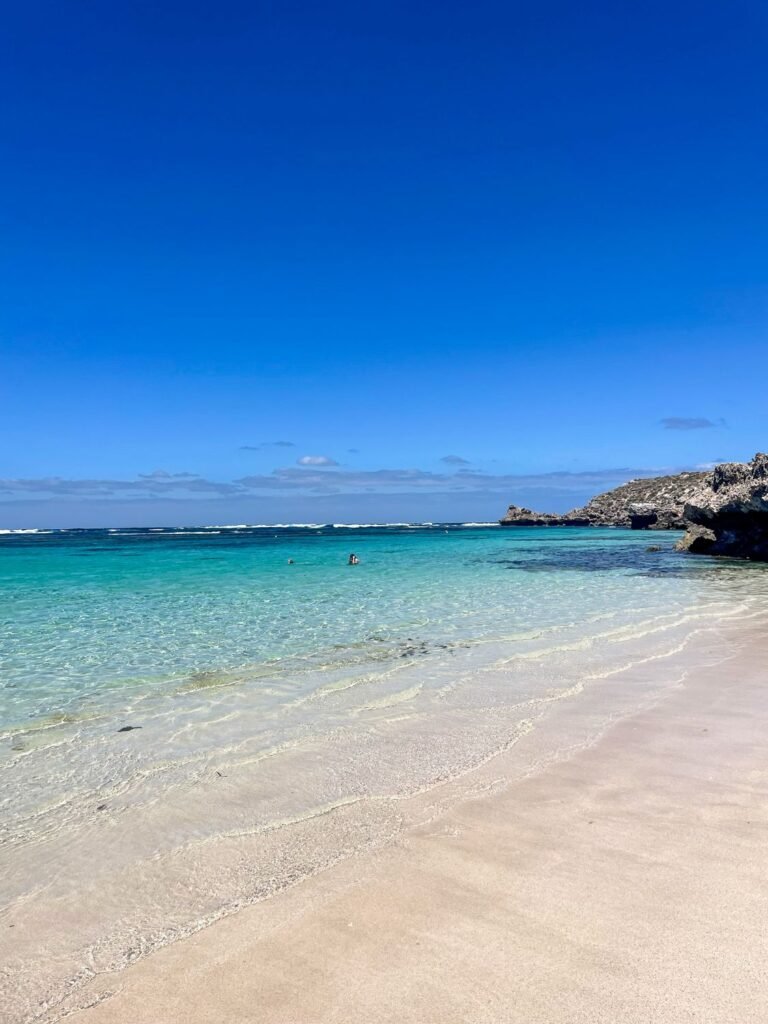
[
  {"xmin": 297, "ymin": 455, "xmax": 339, "ymax": 467},
  {"xmin": 0, "ymin": 464, "xmax": 674, "ymax": 506}
]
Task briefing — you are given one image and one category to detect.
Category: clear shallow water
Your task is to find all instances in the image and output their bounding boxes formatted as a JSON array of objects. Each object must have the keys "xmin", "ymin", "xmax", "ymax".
[
  {"xmin": 2, "ymin": 525, "xmax": 768, "ymax": 1023},
  {"xmin": 0, "ymin": 523, "xmax": 741, "ymax": 731}
]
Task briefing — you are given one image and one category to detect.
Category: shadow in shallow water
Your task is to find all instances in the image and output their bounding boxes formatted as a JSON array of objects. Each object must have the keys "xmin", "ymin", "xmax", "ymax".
[{"xmin": 487, "ymin": 544, "xmax": 767, "ymax": 580}]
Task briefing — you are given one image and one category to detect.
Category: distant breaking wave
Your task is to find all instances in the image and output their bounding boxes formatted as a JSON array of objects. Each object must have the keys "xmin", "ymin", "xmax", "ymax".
[{"xmin": 0, "ymin": 522, "xmax": 502, "ymax": 537}]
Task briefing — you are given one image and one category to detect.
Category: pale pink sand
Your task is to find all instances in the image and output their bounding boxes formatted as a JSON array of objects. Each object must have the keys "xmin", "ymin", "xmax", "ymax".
[{"xmin": 55, "ymin": 633, "xmax": 768, "ymax": 1024}]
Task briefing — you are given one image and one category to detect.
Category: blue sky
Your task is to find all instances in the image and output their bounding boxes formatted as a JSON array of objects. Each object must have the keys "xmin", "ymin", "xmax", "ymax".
[{"xmin": 2, "ymin": 1, "xmax": 766, "ymax": 526}]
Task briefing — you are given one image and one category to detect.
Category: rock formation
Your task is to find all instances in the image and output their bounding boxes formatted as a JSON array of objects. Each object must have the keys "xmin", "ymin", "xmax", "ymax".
[
  {"xmin": 496, "ymin": 505, "xmax": 589, "ymax": 527},
  {"xmin": 500, "ymin": 454, "xmax": 768, "ymax": 561},
  {"xmin": 499, "ymin": 471, "xmax": 707, "ymax": 530},
  {"xmin": 674, "ymin": 524, "xmax": 717, "ymax": 554},
  {"xmin": 574, "ymin": 473, "xmax": 707, "ymax": 529},
  {"xmin": 676, "ymin": 453, "xmax": 768, "ymax": 560}
]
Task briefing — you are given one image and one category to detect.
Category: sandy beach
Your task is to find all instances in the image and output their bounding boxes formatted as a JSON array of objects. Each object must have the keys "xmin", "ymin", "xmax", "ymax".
[{"xmin": 33, "ymin": 622, "xmax": 766, "ymax": 1024}]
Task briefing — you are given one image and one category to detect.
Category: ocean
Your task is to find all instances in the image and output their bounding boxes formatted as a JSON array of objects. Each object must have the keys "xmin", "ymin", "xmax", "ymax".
[{"xmin": 2, "ymin": 524, "xmax": 767, "ymax": 1021}]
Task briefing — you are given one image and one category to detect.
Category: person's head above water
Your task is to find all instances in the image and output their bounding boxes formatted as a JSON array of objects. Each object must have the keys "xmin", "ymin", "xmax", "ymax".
[{"xmin": 348, "ymin": 553, "xmax": 359, "ymax": 565}]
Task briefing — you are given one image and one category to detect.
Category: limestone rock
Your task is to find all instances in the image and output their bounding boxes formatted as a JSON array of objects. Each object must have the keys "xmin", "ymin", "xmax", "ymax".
[
  {"xmin": 498, "ymin": 505, "xmax": 589, "ymax": 526},
  {"xmin": 499, "ymin": 472, "xmax": 706, "ymax": 529},
  {"xmin": 675, "ymin": 525, "xmax": 717, "ymax": 554},
  {"xmin": 573, "ymin": 473, "xmax": 707, "ymax": 529},
  {"xmin": 499, "ymin": 454, "xmax": 768, "ymax": 561},
  {"xmin": 682, "ymin": 453, "xmax": 768, "ymax": 560}
]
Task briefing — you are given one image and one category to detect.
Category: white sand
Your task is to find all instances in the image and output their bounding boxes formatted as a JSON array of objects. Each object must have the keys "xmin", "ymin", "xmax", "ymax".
[{"xmin": 47, "ymin": 629, "xmax": 768, "ymax": 1024}]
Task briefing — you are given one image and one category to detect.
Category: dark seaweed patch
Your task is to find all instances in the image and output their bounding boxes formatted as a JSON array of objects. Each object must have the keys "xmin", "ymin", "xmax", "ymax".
[{"xmin": 494, "ymin": 546, "xmax": 680, "ymax": 574}]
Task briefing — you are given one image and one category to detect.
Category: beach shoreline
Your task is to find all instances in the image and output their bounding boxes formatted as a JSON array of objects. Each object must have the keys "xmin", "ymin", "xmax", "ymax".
[
  {"xmin": 10, "ymin": 528, "xmax": 768, "ymax": 1024},
  {"xmin": 20, "ymin": 616, "xmax": 768, "ymax": 1024}
]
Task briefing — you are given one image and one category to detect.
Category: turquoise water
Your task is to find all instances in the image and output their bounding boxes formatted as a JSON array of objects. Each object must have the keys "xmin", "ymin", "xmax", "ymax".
[
  {"xmin": 3, "ymin": 524, "xmax": 768, "ymax": 1022},
  {"xmin": 0, "ymin": 523, "xmax": 736, "ymax": 732}
]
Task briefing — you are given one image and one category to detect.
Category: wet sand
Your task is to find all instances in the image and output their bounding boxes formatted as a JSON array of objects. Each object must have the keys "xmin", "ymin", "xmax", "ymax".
[{"xmin": 54, "ymin": 629, "xmax": 768, "ymax": 1024}]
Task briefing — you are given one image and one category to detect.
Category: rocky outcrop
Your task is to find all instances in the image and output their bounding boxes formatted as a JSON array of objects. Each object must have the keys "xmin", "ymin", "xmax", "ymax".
[
  {"xmin": 500, "ymin": 454, "xmax": 768, "ymax": 560},
  {"xmin": 500, "ymin": 471, "xmax": 707, "ymax": 529},
  {"xmin": 498, "ymin": 505, "xmax": 589, "ymax": 527},
  {"xmin": 677, "ymin": 453, "xmax": 768, "ymax": 560},
  {"xmin": 573, "ymin": 473, "xmax": 707, "ymax": 528},
  {"xmin": 675, "ymin": 524, "xmax": 717, "ymax": 554}
]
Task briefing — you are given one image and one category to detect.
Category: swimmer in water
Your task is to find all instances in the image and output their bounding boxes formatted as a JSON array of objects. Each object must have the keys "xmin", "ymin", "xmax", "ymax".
[
  {"xmin": 287, "ymin": 558, "xmax": 294, "ymax": 564},
  {"xmin": 348, "ymin": 553, "xmax": 359, "ymax": 565}
]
